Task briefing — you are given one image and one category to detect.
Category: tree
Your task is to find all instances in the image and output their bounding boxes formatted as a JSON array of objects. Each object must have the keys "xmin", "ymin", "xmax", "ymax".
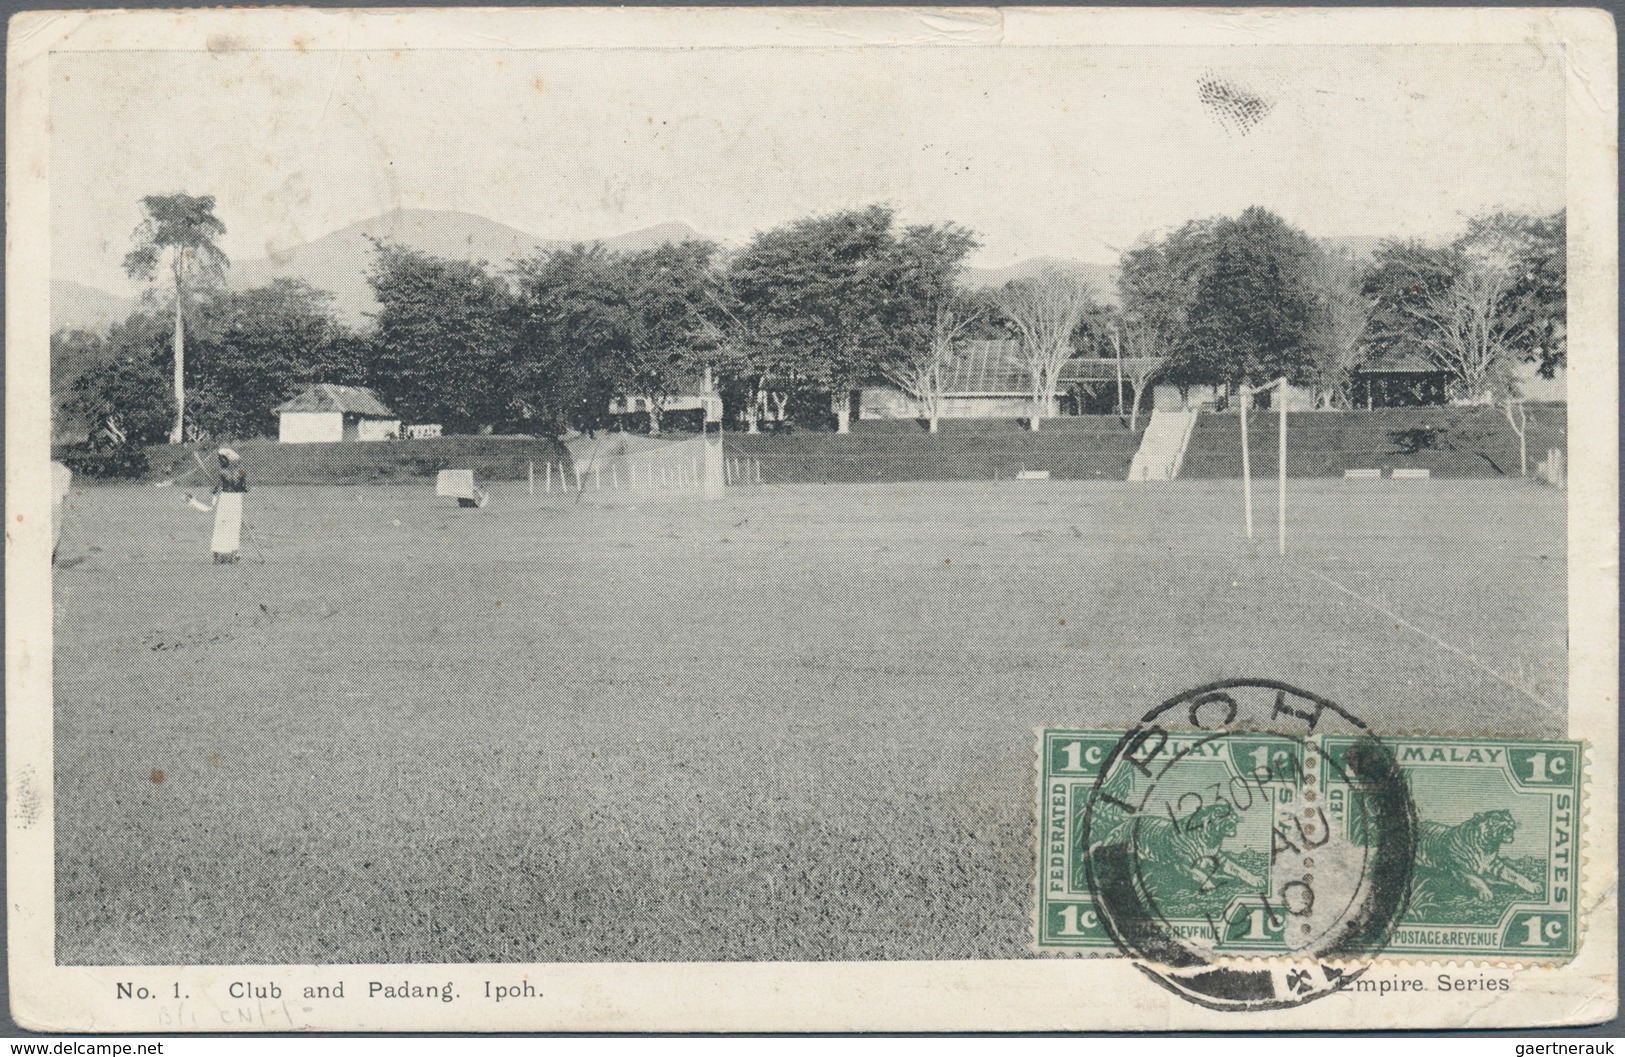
[
  {"xmin": 726, "ymin": 205, "xmax": 967, "ymax": 432},
  {"xmin": 509, "ymin": 244, "xmax": 633, "ymax": 435},
  {"xmin": 1402, "ymin": 258, "xmax": 1518, "ymax": 404},
  {"xmin": 122, "ymin": 194, "xmax": 229, "ymax": 444},
  {"xmin": 1459, "ymin": 211, "xmax": 1567, "ymax": 379},
  {"xmin": 696, "ymin": 264, "xmax": 767, "ymax": 432},
  {"xmin": 1509, "ymin": 211, "xmax": 1566, "ymax": 380},
  {"xmin": 1503, "ymin": 398, "xmax": 1532, "ymax": 477},
  {"xmin": 52, "ymin": 328, "xmax": 114, "ymax": 439},
  {"xmin": 187, "ymin": 280, "xmax": 348, "ymax": 437},
  {"xmin": 51, "ymin": 327, "xmax": 111, "ymax": 392},
  {"xmin": 1362, "ymin": 213, "xmax": 1565, "ymax": 406},
  {"xmin": 1098, "ymin": 310, "xmax": 1168, "ymax": 430},
  {"xmin": 1120, "ymin": 343, "xmax": 1166, "ymax": 429},
  {"xmin": 367, "ymin": 241, "xmax": 515, "ymax": 432},
  {"xmin": 1182, "ymin": 207, "xmax": 1320, "ymax": 391},
  {"xmin": 995, "ymin": 267, "xmax": 1095, "ymax": 430},
  {"xmin": 877, "ymin": 224, "xmax": 982, "ymax": 433},
  {"xmin": 701, "ymin": 261, "xmax": 781, "ymax": 433},
  {"xmin": 883, "ymin": 301, "xmax": 980, "ymax": 432},
  {"xmin": 1363, "ymin": 239, "xmax": 1460, "ymax": 368},
  {"xmin": 62, "ymin": 311, "xmax": 175, "ymax": 444},
  {"xmin": 307, "ymin": 326, "xmax": 374, "ymax": 390},
  {"xmin": 1071, "ymin": 304, "xmax": 1120, "ymax": 413},
  {"xmin": 1304, "ymin": 247, "xmax": 1373, "ymax": 408},
  {"xmin": 615, "ymin": 241, "xmax": 722, "ymax": 434},
  {"xmin": 1117, "ymin": 219, "xmax": 1220, "ymax": 401}
]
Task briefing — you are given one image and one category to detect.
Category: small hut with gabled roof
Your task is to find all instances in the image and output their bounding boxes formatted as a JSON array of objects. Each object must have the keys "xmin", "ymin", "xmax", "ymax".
[{"xmin": 275, "ymin": 384, "xmax": 401, "ymax": 444}]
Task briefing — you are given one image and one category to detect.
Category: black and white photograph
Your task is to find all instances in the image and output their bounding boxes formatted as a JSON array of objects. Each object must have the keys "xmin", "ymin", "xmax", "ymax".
[{"xmin": 7, "ymin": 5, "xmax": 1616, "ymax": 1033}]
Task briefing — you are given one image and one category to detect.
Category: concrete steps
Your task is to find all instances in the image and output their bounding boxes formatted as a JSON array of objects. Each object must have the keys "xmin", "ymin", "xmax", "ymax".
[{"xmin": 1127, "ymin": 410, "xmax": 1201, "ymax": 481}]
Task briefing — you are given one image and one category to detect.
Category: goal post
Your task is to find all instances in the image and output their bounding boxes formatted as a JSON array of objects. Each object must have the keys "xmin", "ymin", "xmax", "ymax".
[
  {"xmin": 1239, "ymin": 377, "xmax": 1288, "ymax": 556},
  {"xmin": 702, "ymin": 366, "xmax": 724, "ymax": 499}
]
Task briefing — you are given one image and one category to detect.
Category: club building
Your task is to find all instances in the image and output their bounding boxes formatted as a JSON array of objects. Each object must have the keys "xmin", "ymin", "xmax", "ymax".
[
  {"xmin": 858, "ymin": 339, "xmax": 1196, "ymax": 420},
  {"xmin": 276, "ymin": 384, "xmax": 401, "ymax": 444},
  {"xmin": 859, "ymin": 340, "xmax": 1566, "ymax": 421},
  {"xmin": 605, "ymin": 340, "xmax": 1566, "ymax": 432}
]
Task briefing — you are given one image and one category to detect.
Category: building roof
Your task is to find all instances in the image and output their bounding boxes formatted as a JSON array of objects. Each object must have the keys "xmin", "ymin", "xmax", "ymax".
[
  {"xmin": 941, "ymin": 340, "xmax": 1028, "ymax": 395},
  {"xmin": 1354, "ymin": 351, "xmax": 1445, "ymax": 375},
  {"xmin": 1061, "ymin": 356, "xmax": 1166, "ymax": 384},
  {"xmin": 275, "ymin": 384, "xmax": 395, "ymax": 416},
  {"xmin": 939, "ymin": 340, "xmax": 1163, "ymax": 395}
]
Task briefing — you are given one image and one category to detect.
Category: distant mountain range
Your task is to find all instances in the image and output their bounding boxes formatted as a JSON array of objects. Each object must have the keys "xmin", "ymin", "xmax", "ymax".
[
  {"xmin": 961, "ymin": 257, "xmax": 1120, "ymax": 302},
  {"xmin": 1320, "ymin": 233, "xmax": 1395, "ymax": 260},
  {"xmin": 228, "ymin": 210, "xmax": 706, "ymax": 324},
  {"xmin": 52, "ymin": 210, "xmax": 710, "ymax": 331},
  {"xmin": 50, "ymin": 209, "xmax": 1401, "ymax": 334},
  {"xmin": 51, "ymin": 280, "xmax": 140, "ymax": 335}
]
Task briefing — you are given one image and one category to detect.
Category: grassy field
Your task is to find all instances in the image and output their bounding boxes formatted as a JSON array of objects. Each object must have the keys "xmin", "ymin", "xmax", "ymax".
[{"xmin": 52, "ymin": 477, "xmax": 1566, "ymax": 964}]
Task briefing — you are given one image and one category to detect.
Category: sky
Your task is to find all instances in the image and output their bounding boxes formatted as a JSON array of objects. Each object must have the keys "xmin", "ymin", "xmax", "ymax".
[{"xmin": 50, "ymin": 41, "xmax": 1566, "ymax": 293}]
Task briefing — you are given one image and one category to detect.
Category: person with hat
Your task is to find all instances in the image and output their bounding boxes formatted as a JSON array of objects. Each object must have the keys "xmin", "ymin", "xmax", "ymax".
[{"xmin": 210, "ymin": 448, "xmax": 248, "ymax": 563}]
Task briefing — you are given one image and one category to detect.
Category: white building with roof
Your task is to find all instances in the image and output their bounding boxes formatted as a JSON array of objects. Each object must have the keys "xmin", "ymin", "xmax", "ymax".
[
  {"xmin": 275, "ymin": 384, "xmax": 401, "ymax": 444},
  {"xmin": 860, "ymin": 339, "xmax": 1171, "ymax": 420}
]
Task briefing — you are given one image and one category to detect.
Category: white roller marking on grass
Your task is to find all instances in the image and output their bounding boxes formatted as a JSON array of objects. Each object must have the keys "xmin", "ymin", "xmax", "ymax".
[{"xmin": 1285, "ymin": 557, "xmax": 1554, "ymax": 711}]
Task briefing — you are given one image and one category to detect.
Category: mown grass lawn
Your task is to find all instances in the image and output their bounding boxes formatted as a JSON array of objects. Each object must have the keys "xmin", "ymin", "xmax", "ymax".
[{"xmin": 52, "ymin": 478, "xmax": 1565, "ymax": 963}]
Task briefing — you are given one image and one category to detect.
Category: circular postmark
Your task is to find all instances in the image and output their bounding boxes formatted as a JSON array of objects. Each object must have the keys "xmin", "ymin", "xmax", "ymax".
[{"xmin": 1081, "ymin": 679, "xmax": 1418, "ymax": 1011}]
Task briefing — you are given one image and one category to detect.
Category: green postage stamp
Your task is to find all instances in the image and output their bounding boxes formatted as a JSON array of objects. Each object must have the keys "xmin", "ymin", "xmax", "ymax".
[{"xmin": 1037, "ymin": 729, "xmax": 1584, "ymax": 961}]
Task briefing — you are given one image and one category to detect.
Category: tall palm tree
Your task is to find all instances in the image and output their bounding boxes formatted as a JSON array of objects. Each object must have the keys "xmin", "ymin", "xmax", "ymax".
[{"xmin": 123, "ymin": 194, "xmax": 229, "ymax": 444}]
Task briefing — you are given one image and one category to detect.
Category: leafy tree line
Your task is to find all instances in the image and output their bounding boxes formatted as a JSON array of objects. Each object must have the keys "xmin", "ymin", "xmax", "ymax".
[
  {"xmin": 57, "ymin": 278, "xmax": 366, "ymax": 443},
  {"xmin": 62, "ymin": 199, "xmax": 994, "ymax": 442},
  {"xmin": 60, "ymin": 195, "xmax": 1566, "ymax": 447},
  {"xmin": 1108, "ymin": 206, "xmax": 1566, "ymax": 410}
]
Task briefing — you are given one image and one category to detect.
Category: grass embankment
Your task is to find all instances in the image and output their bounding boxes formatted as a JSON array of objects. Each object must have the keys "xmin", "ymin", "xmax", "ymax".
[
  {"xmin": 137, "ymin": 435, "xmax": 574, "ymax": 487},
  {"xmin": 728, "ymin": 416, "xmax": 1148, "ymax": 483},
  {"xmin": 1179, "ymin": 405, "xmax": 1568, "ymax": 479},
  {"xmin": 109, "ymin": 406, "xmax": 1566, "ymax": 488}
]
